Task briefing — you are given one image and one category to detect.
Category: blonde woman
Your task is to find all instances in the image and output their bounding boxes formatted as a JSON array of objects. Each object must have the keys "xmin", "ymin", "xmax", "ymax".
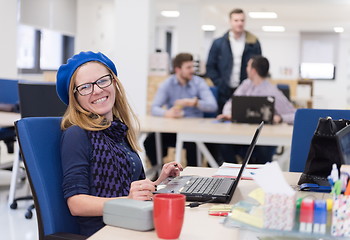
[{"xmin": 56, "ymin": 51, "xmax": 182, "ymax": 236}]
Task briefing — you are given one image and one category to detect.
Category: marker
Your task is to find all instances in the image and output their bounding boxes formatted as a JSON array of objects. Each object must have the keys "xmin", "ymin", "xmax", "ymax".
[
  {"xmin": 331, "ymin": 163, "xmax": 339, "ymax": 182},
  {"xmin": 340, "ymin": 172, "xmax": 348, "ymax": 192},
  {"xmin": 345, "ymin": 181, "xmax": 350, "ymax": 195},
  {"xmin": 313, "ymin": 200, "xmax": 327, "ymax": 234},
  {"xmin": 331, "ymin": 180, "xmax": 342, "ymax": 196},
  {"xmin": 300, "ymin": 198, "xmax": 314, "ymax": 233}
]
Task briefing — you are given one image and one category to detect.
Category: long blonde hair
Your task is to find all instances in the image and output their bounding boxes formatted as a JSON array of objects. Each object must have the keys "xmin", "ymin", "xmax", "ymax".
[{"xmin": 61, "ymin": 61, "xmax": 141, "ymax": 152}]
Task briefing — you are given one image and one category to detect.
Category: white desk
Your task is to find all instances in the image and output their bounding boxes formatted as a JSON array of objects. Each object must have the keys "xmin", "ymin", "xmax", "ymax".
[
  {"xmin": 0, "ymin": 112, "xmax": 20, "ymax": 127},
  {"xmin": 88, "ymin": 167, "xmax": 317, "ymax": 240},
  {"xmin": 139, "ymin": 116, "xmax": 293, "ymax": 169}
]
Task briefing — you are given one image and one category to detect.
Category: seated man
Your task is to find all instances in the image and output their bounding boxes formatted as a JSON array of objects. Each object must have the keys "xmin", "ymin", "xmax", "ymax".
[
  {"xmin": 217, "ymin": 55, "xmax": 296, "ymax": 164},
  {"xmin": 144, "ymin": 53, "xmax": 218, "ymax": 167}
]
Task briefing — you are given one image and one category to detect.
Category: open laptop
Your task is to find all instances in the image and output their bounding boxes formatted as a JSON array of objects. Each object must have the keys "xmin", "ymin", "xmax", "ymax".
[
  {"xmin": 155, "ymin": 122, "xmax": 264, "ymax": 203},
  {"xmin": 231, "ymin": 96, "xmax": 275, "ymax": 124},
  {"xmin": 336, "ymin": 123, "xmax": 350, "ymax": 165}
]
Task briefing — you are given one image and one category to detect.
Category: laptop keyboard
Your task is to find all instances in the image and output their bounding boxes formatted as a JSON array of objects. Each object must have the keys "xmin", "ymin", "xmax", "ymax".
[{"xmin": 181, "ymin": 177, "xmax": 223, "ymax": 195}]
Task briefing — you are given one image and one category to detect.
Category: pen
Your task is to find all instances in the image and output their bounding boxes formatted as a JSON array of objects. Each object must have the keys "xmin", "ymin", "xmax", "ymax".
[
  {"xmin": 209, "ymin": 212, "xmax": 229, "ymax": 216},
  {"xmin": 327, "ymin": 176, "xmax": 334, "ymax": 187}
]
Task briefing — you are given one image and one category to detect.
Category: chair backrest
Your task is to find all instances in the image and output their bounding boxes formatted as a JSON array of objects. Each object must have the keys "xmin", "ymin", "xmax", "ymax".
[
  {"xmin": 15, "ymin": 117, "xmax": 80, "ymax": 239},
  {"xmin": 203, "ymin": 86, "xmax": 218, "ymax": 118},
  {"xmin": 18, "ymin": 80, "xmax": 67, "ymax": 118},
  {"xmin": 290, "ymin": 108, "xmax": 350, "ymax": 172},
  {"xmin": 277, "ymin": 84, "xmax": 290, "ymax": 100},
  {"xmin": 0, "ymin": 79, "xmax": 19, "ymax": 104}
]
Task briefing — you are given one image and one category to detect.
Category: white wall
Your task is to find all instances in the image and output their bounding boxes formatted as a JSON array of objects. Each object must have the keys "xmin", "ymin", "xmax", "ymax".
[
  {"xmin": 4, "ymin": 1, "xmax": 350, "ymax": 112},
  {"xmin": 0, "ymin": 1, "xmax": 18, "ymax": 79},
  {"xmin": 259, "ymin": 32, "xmax": 300, "ymax": 80},
  {"xmin": 76, "ymin": 0, "xmax": 154, "ymax": 116},
  {"xmin": 20, "ymin": 0, "xmax": 76, "ymax": 36}
]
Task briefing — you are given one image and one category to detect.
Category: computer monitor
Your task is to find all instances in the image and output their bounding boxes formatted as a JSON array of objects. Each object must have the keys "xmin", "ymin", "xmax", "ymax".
[
  {"xmin": 18, "ymin": 81, "xmax": 67, "ymax": 118},
  {"xmin": 300, "ymin": 62, "xmax": 335, "ymax": 80}
]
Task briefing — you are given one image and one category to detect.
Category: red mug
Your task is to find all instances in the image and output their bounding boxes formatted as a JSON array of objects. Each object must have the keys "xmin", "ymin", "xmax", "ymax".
[{"xmin": 153, "ymin": 193, "xmax": 186, "ymax": 239}]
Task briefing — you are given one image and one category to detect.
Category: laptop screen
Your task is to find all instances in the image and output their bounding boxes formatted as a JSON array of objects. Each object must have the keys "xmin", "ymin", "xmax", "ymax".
[
  {"xmin": 231, "ymin": 96, "xmax": 275, "ymax": 124},
  {"xmin": 232, "ymin": 121, "xmax": 264, "ymax": 188},
  {"xmin": 336, "ymin": 124, "xmax": 350, "ymax": 165}
]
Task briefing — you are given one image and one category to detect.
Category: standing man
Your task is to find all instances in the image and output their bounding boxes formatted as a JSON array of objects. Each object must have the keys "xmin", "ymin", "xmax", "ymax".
[
  {"xmin": 144, "ymin": 53, "xmax": 217, "ymax": 168},
  {"xmin": 206, "ymin": 8, "xmax": 262, "ymax": 113}
]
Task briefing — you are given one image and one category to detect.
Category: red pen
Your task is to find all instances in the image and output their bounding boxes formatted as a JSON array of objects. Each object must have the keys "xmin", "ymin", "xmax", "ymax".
[{"xmin": 208, "ymin": 212, "xmax": 229, "ymax": 216}]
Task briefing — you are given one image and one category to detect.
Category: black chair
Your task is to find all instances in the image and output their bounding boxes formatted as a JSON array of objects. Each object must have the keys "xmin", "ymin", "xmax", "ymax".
[
  {"xmin": 290, "ymin": 108, "xmax": 350, "ymax": 172},
  {"xmin": 15, "ymin": 117, "xmax": 86, "ymax": 240},
  {"xmin": 18, "ymin": 81, "xmax": 67, "ymax": 118}
]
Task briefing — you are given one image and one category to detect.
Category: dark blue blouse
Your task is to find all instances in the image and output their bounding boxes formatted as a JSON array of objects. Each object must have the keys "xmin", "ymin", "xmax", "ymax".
[{"xmin": 61, "ymin": 125, "xmax": 144, "ymax": 236}]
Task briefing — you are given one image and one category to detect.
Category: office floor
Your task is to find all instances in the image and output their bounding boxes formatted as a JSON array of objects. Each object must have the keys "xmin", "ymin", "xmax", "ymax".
[{"xmin": 0, "ymin": 142, "xmax": 38, "ymax": 240}]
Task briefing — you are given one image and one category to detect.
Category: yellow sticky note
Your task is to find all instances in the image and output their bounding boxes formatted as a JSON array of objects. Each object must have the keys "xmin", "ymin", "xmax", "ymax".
[
  {"xmin": 230, "ymin": 208, "xmax": 263, "ymax": 228},
  {"xmin": 248, "ymin": 188, "xmax": 265, "ymax": 205}
]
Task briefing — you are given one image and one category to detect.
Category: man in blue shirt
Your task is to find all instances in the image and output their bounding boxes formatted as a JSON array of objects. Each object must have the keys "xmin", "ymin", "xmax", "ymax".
[{"xmin": 144, "ymin": 53, "xmax": 218, "ymax": 167}]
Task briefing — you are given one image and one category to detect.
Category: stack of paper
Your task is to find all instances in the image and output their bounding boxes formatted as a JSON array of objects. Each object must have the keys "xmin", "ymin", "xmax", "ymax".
[{"xmin": 213, "ymin": 162, "xmax": 264, "ymax": 180}]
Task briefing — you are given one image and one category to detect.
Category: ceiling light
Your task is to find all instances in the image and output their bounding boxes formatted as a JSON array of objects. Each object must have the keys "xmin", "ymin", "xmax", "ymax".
[
  {"xmin": 161, "ymin": 11, "xmax": 180, "ymax": 18},
  {"xmin": 201, "ymin": 25, "xmax": 216, "ymax": 31},
  {"xmin": 249, "ymin": 12, "xmax": 277, "ymax": 19},
  {"xmin": 262, "ymin": 26, "xmax": 285, "ymax": 32},
  {"xmin": 334, "ymin": 27, "xmax": 344, "ymax": 33}
]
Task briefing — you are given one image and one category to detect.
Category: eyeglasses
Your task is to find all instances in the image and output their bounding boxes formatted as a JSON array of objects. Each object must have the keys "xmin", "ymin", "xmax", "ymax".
[{"xmin": 74, "ymin": 74, "xmax": 113, "ymax": 96}]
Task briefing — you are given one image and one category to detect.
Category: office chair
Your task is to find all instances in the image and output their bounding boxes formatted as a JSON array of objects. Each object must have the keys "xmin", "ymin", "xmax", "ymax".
[
  {"xmin": 274, "ymin": 84, "xmax": 291, "ymax": 157},
  {"xmin": 10, "ymin": 80, "xmax": 68, "ymax": 218},
  {"xmin": 0, "ymin": 79, "xmax": 19, "ymax": 160},
  {"xmin": 289, "ymin": 108, "xmax": 350, "ymax": 172},
  {"xmin": 15, "ymin": 117, "xmax": 86, "ymax": 240},
  {"xmin": 277, "ymin": 84, "xmax": 290, "ymax": 100}
]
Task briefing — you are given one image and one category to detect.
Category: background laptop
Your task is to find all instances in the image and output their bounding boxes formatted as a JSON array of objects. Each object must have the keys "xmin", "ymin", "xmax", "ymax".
[
  {"xmin": 231, "ymin": 96, "xmax": 275, "ymax": 124},
  {"xmin": 156, "ymin": 122, "xmax": 264, "ymax": 203}
]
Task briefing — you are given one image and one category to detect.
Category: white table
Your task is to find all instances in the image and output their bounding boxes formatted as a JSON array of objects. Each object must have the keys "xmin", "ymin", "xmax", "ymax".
[
  {"xmin": 139, "ymin": 116, "xmax": 293, "ymax": 169},
  {"xmin": 88, "ymin": 167, "xmax": 320, "ymax": 240}
]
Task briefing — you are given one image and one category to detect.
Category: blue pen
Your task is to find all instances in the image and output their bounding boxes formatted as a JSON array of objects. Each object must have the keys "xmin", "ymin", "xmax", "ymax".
[
  {"xmin": 313, "ymin": 200, "xmax": 327, "ymax": 234},
  {"xmin": 327, "ymin": 176, "xmax": 334, "ymax": 187}
]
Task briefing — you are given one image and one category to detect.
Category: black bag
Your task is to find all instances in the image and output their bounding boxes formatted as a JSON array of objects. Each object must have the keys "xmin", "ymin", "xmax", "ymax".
[{"xmin": 298, "ymin": 117, "xmax": 350, "ymax": 186}]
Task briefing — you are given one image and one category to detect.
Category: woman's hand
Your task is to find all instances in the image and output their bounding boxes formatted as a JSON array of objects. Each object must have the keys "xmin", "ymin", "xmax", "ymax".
[
  {"xmin": 128, "ymin": 179, "xmax": 156, "ymax": 201},
  {"xmin": 154, "ymin": 161, "xmax": 183, "ymax": 185}
]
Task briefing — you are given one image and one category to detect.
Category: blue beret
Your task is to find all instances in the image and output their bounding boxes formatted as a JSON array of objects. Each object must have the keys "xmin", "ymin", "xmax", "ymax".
[{"xmin": 56, "ymin": 51, "xmax": 118, "ymax": 105}]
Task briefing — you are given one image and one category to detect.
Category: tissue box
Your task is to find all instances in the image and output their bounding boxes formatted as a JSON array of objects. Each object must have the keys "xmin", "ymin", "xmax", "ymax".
[
  {"xmin": 103, "ymin": 198, "xmax": 154, "ymax": 231},
  {"xmin": 332, "ymin": 195, "xmax": 350, "ymax": 237},
  {"xmin": 263, "ymin": 193, "xmax": 296, "ymax": 231}
]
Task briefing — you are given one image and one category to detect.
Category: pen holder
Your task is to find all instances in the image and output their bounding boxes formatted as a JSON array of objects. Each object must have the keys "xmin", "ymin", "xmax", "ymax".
[
  {"xmin": 331, "ymin": 195, "xmax": 350, "ymax": 237},
  {"xmin": 263, "ymin": 193, "xmax": 296, "ymax": 231}
]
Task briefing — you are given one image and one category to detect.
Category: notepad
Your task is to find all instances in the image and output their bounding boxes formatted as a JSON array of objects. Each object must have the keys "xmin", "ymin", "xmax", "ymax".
[{"xmin": 213, "ymin": 162, "xmax": 264, "ymax": 180}]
